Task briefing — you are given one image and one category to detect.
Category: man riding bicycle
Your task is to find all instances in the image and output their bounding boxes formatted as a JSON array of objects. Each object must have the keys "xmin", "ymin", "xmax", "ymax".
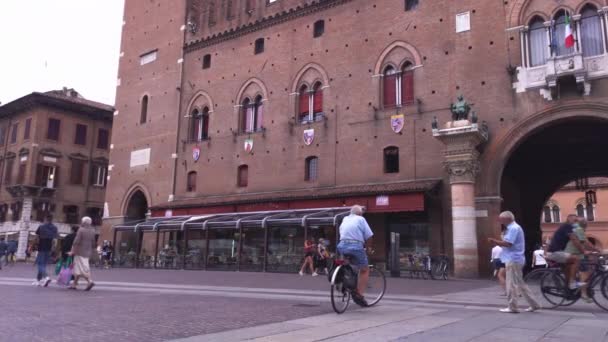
[
  {"xmin": 546, "ymin": 214, "xmax": 591, "ymax": 291},
  {"xmin": 337, "ymin": 205, "xmax": 373, "ymax": 307}
]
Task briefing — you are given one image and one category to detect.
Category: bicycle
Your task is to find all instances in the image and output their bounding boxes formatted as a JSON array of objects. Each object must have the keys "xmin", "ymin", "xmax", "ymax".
[
  {"xmin": 430, "ymin": 255, "xmax": 450, "ymax": 280},
  {"xmin": 524, "ymin": 254, "xmax": 608, "ymax": 311},
  {"xmin": 329, "ymin": 251, "xmax": 386, "ymax": 314}
]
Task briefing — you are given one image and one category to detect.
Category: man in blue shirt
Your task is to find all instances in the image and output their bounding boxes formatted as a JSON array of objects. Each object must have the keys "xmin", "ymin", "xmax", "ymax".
[
  {"xmin": 489, "ymin": 211, "xmax": 541, "ymax": 313},
  {"xmin": 34, "ymin": 215, "xmax": 58, "ymax": 287},
  {"xmin": 337, "ymin": 205, "xmax": 374, "ymax": 306}
]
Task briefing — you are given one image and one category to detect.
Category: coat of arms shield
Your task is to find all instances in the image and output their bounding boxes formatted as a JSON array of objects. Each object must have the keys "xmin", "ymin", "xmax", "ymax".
[
  {"xmin": 244, "ymin": 138, "xmax": 254, "ymax": 153},
  {"xmin": 391, "ymin": 114, "xmax": 405, "ymax": 133},
  {"xmin": 192, "ymin": 146, "xmax": 201, "ymax": 162},
  {"xmin": 303, "ymin": 129, "xmax": 315, "ymax": 146}
]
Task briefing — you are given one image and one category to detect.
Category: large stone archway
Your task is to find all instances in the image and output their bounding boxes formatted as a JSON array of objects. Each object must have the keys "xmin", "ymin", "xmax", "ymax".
[
  {"xmin": 475, "ymin": 103, "xmax": 608, "ymax": 273},
  {"xmin": 125, "ymin": 190, "xmax": 149, "ymax": 221}
]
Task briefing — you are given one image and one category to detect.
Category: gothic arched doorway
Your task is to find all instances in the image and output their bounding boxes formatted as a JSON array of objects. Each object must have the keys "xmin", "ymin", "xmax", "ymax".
[{"xmin": 125, "ymin": 190, "xmax": 148, "ymax": 220}]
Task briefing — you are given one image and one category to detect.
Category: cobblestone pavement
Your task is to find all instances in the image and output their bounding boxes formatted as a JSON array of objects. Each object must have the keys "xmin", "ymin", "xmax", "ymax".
[{"xmin": 1, "ymin": 264, "xmax": 607, "ymax": 341}]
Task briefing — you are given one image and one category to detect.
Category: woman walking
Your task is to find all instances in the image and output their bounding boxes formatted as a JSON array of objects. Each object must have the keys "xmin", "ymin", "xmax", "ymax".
[
  {"xmin": 68, "ymin": 217, "xmax": 96, "ymax": 291},
  {"xmin": 299, "ymin": 239, "xmax": 316, "ymax": 276}
]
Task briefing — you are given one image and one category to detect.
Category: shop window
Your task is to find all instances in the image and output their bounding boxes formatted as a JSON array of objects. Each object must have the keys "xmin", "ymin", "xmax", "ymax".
[
  {"xmin": 34, "ymin": 202, "xmax": 53, "ymax": 222},
  {"xmin": 47, "ymin": 118, "xmax": 61, "ymax": 141},
  {"xmin": 187, "ymin": 171, "xmax": 197, "ymax": 192},
  {"xmin": 0, "ymin": 204, "xmax": 7, "ymax": 222},
  {"xmin": 97, "ymin": 128, "xmax": 109, "ymax": 149},
  {"xmin": 36, "ymin": 164, "xmax": 58, "ymax": 188},
  {"xmin": 305, "ymin": 156, "xmax": 318, "ymax": 181},
  {"xmin": 254, "ymin": 38, "xmax": 265, "ymax": 54},
  {"xmin": 64, "ymin": 205, "xmax": 79, "ymax": 225},
  {"xmin": 74, "ymin": 124, "xmax": 87, "ymax": 145},
  {"xmin": 24, "ymin": 118, "xmax": 31, "ymax": 140},
  {"xmin": 383, "ymin": 146, "xmax": 399, "ymax": 173},
  {"xmin": 10, "ymin": 202, "xmax": 22, "ymax": 221},
  {"xmin": 10, "ymin": 122, "xmax": 18, "ymax": 144},
  {"xmin": 240, "ymin": 97, "xmax": 263, "ymax": 133},
  {"xmin": 202, "ymin": 54, "xmax": 211, "ymax": 69},
  {"xmin": 238, "ymin": 165, "xmax": 248, "ymax": 187},
  {"xmin": 528, "ymin": 17, "xmax": 549, "ymax": 67},
  {"xmin": 405, "ymin": 0, "xmax": 419, "ymax": 11},
  {"xmin": 580, "ymin": 5, "xmax": 604, "ymax": 57},
  {"xmin": 313, "ymin": 20, "xmax": 325, "ymax": 38},
  {"xmin": 70, "ymin": 159, "xmax": 85, "ymax": 185},
  {"xmin": 140, "ymin": 95, "xmax": 149, "ymax": 124},
  {"xmin": 4, "ymin": 158, "xmax": 14, "ymax": 184}
]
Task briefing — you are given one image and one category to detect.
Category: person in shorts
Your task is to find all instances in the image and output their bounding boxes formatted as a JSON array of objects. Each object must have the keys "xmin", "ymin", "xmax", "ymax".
[
  {"xmin": 546, "ymin": 214, "xmax": 589, "ymax": 290},
  {"xmin": 337, "ymin": 205, "xmax": 373, "ymax": 307},
  {"xmin": 491, "ymin": 244, "xmax": 506, "ymax": 294},
  {"xmin": 566, "ymin": 218, "xmax": 598, "ymax": 302}
]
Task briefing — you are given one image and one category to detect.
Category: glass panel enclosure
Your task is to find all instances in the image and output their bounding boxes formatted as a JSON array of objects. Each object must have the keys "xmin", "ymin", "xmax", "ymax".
[
  {"xmin": 266, "ymin": 226, "xmax": 305, "ymax": 273},
  {"xmin": 207, "ymin": 228, "xmax": 238, "ymax": 271},
  {"xmin": 185, "ymin": 229, "xmax": 206, "ymax": 269},
  {"xmin": 239, "ymin": 227, "xmax": 265, "ymax": 272},
  {"xmin": 114, "ymin": 231, "xmax": 139, "ymax": 268}
]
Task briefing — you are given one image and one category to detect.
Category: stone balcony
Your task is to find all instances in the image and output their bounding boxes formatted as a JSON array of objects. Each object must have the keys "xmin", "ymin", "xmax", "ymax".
[{"xmin": 514, "ymin": 52, "xmax": 608, "ymax": 99}]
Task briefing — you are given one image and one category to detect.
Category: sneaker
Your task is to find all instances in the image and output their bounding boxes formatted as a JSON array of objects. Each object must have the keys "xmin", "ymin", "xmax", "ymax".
[
  {"xmin": 312, "ymin": 272, "xmax": 319, "ymax": 277},
  {"xmin": 525, "ymin": 306, "xmax": 541, "ymax": 312},
  {"xmin": 299, "ymin": 271, "xmax": 304, "ymax": 276},
  {"xmin": 499, "ymin": 308, "xmax": 519, "ymax": 313},
  {"xmin": 32, "ymin": 280, "xmax": 40, "ymax": 286},
  {"xmin": 43, "ymin": 277, "xmax": 51, "ymax": 287},
  {"xmin": 581, "ymin": 295, "xmax": 593, "ymax": 303},
  {"xmin": 352, "ymin": 292, "xmax": 369, "ymax": 307},
  {"xmin": 568, "ymin": 281, "xmax": 586, "ymax": 290}
]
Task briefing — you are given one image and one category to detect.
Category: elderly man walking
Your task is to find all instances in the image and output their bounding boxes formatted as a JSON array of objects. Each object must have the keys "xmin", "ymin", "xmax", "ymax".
[
  {"xmin": 68, "ymin": 217, "xmax": 97, "ymax": 291},
  {"xmin": 488, "ymin": 211, "xmax": 541, "ymax": 313}
]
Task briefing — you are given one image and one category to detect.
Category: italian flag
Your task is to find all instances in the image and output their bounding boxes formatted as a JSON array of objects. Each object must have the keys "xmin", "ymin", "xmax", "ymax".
[{"xmin": 564, "ymin": 13, "xmax": 575, "ymax": 48}]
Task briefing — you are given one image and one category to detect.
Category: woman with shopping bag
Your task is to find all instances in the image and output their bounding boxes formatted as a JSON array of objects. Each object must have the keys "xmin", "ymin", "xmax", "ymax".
[{"xmin": 67, "ymin": 217, "xmax": 96, "ymax": 291}]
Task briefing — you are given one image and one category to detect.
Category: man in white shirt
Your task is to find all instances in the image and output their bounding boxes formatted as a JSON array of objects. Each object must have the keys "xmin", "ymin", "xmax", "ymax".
[
  {"xmin": 491, "ymin": 245, "xmax": 506, "ymax": 294},
  {"xmin": 532, "ymin": 244, "xmax": 547, "ymax": 269}
]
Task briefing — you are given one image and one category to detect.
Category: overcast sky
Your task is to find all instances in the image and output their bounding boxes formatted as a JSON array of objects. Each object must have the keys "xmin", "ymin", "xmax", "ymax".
[{"xmin": 0, "ymin": 1, "xmax": 124, "ymax": 106}]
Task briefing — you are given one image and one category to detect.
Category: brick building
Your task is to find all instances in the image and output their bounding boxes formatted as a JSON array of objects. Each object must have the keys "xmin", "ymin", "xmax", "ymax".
[
  {"xmin": 0, "ymin": 88, "xmax": 113, "ymax": 258},
  {"xmin": 105, "ymin": 0, "xmax": 608, "ymax": 277}
]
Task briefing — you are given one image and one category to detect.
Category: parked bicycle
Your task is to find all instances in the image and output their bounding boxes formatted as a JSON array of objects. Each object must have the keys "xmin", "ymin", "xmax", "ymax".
[
  {"xmin": 524, "ymin": 254, "xmax": 608, "ymax": 311},
  {"xmin": 329, "ymin": 250, "xmax": 386, "ymax": 314}
]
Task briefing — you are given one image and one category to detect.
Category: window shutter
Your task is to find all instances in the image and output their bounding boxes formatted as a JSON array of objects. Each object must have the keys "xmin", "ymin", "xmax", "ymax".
[
  {"xmin": 54, "ymin": 167, "xmax": 60, "ymax": 188},
  {"xmin": 241, "ymin": 106, "xmax": 248, "ymax": 132},
  {"xmin": 89, "ymin": 164, "xmax": 96, "ymax": 185},
  {"xmin": 246, "ymin": 106, "xmax": 255, "ymax": 132},
  {"xmin": 4, "ymin": 159, "xmax": 13, "ymax": 184},
  {"xmin": 36, "ymin": 164, "xmax": 44, "ymax": 186},
  {"xmin": 17, "ymin": 164, "xmax": 26, "ymax": 184},
  {"xmin": 383, "ymin": 75, "xmax": 397, "ymax": 108},
  {"xmin": 313, "ymin": 90, "xmax": 323, "ymax": 113},
  {"xmin": 192, "ymin": 117, "xmax": 200, "ymax": 141},
  {"xmin": 202, "ymin": 115, "xmax": 209, "ymax": 139},
  {"xmin": 402, "ymin": 71, "xmax": 414, "ymax": 105},
  {"xmin": 255, "ymin": 102, "xmax": 263, "ymax": 131},
  {"xmin": 24, "ymin": 118, "xmax": 31, "ymax": 140},
  {"xmin": 299, "ymin": 92, "xmax": 310, "ymax": 118}
]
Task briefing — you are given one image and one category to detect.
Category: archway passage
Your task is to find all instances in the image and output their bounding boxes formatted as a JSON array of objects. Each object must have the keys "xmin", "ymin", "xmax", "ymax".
[
  {"xmin": 501, "ymin": 117, "xmax": 608, "ymax": 251},
  {"xmin": 126, "ymin": 190, "xmax": 148, "ymax": 220}
]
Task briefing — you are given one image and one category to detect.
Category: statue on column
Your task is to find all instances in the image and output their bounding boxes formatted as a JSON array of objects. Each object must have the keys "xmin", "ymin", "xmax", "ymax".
[{"xmin": 450, "ymin": 95, "xmax": 471, "ymax": 121}]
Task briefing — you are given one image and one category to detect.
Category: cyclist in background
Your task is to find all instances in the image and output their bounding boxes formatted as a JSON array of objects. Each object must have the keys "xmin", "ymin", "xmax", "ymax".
[
  {"xmin": 546, "ymin": 214, "xmax": 589, "ymax": 291},
  {"xmin": 337, "ymin": 205, "xmax": 373, "ymax": 307}
]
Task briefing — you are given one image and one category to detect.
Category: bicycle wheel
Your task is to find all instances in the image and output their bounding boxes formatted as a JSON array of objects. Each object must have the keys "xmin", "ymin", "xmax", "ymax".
[
  {"xmin": 366, "ymin": 266, "xmax": 386, "ymax": 307},
  {"xmin": 540, "ymin": 271, "xmax": 567, "ymax": 308},
  {"xmin": 591, "ymin": 273, "xmax": 608, "ymax": 312},
  {"xmin": 331, "ymin": 283, "xmax": 351, "ymax": 314}
]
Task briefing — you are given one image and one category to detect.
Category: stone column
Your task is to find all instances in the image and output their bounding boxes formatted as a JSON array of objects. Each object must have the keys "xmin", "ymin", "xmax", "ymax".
[
  {"xmin": 434, "ymin": 122, "xmax": 488, "ymax": 278},
  {"xmin": 16, "ymin": 197, "xmax": 33, "ymax": 260}
]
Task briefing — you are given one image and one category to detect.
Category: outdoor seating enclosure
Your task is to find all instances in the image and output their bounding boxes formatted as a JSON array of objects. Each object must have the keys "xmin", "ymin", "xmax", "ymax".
[{"xmin": 112, "ymin": 207, "xmax": 351, "ymax": 272}]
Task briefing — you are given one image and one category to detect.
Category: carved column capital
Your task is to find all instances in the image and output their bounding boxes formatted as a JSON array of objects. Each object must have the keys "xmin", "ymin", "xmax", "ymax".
[{"xmin": 444, "ymin": 159, "xmax": 480, "ymax": 184}]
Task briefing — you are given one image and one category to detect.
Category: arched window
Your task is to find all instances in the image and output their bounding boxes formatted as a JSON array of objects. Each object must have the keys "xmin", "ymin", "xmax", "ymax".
[
  {"xmin": 187, "ymin": 171, "xmax": 197, "ymax": 192},
  {"xmin": 529, "ymin": 17, "xmax": 549, "ymax": 67},
  {"xmin": 237, "ymin": 165, "xmax": 248, "ymax": 187},
  {"xmin": 552, "ymin": 10, "xmax": 575, "ymax": 56},
  {"xmin": 140, "ymin": 95, "xmax": 148, "ymax": 124},
  {"xmin": 552, "ymin": 205, "xmax": 560, "ymax": 223},
  {"xmin": 383, "ymin": 66, "xmax": 398, "ymax": 108},
  {"xmin": 298, "ymin": 83, "xmax": 324, "ymax": 124},
  {"xmin": 401, "ymin": 63, "xmax": 414, "ymax": 106},
  {"xmin": 191, "ymin": 107, "xmax": 210, "ymax": 142},
  {"xmin": 383, "ymin": 146, "xmax": 399, "ymax": 173},
  {"xmin": 189, "ymin": 109, "xmax": 199, "ymax": 141},
  {"xmin": 543, "ymin": 206, "xmax": 552, "ymax": 223},
  {"xmin": 576, "ymin": 203, "xmax": 585, "ymax": 217},
  {"xmin": 305, "ymin": 156, "xmax": 318, "ymax": 181},
  {"xmin": 580, "ymin": 5, "xmax": 604, "ymax": 57},
  {"xmin": 240, "ymin": 96, "xmax": 264, "ymax": 133}
]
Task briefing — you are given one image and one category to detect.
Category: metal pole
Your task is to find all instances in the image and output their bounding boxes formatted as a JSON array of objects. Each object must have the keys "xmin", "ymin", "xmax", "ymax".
[
  {"xmin": 154, "ymin": 229, "xmax": 160, "ymax": 269},
  {"xmin": 204, "ymin": 228, "xmax": 209, "ymax": 270},
  {"xmin": 237, "ymin": 226, "xmax": 243, "ymax": 272},
  {"xmin": 135, "ymin": 231, "xmax": 141, "ymax": 269},
  {"xmin": 183, "ymin": 227, "xmax": 188, "ymax": 269},
  {"xmin": 112, "ymin": 229, "xmax": 117, "ymax": 266},
  {"xmin": 263, "ymin": 226, "xmax": 268, "ymax": 272}
]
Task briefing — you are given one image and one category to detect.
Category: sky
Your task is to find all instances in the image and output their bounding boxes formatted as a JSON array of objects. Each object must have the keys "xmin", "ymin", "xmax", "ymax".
[{"xmin": 0, "ymin": 0, "xmax": 125, "ymax": 106}]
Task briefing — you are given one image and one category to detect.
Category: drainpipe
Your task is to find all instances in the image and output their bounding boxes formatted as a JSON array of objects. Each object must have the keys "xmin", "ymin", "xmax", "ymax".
[
  {"xmin": 84, "ymin": 118, "xmax": 97, "ymax": 215},
  {"xmin": 0, "ymin": 116, "xmax": 14, "ymax": 191},
  {"xmin": 169, "ymin": 4, "xmax": 189, "ymax": 205}
]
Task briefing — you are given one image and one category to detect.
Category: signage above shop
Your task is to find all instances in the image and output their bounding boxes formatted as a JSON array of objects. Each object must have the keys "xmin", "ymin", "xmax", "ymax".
[{"xmin": 376, "ymin": 195, "xmax": 389, "ymax": 206}]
